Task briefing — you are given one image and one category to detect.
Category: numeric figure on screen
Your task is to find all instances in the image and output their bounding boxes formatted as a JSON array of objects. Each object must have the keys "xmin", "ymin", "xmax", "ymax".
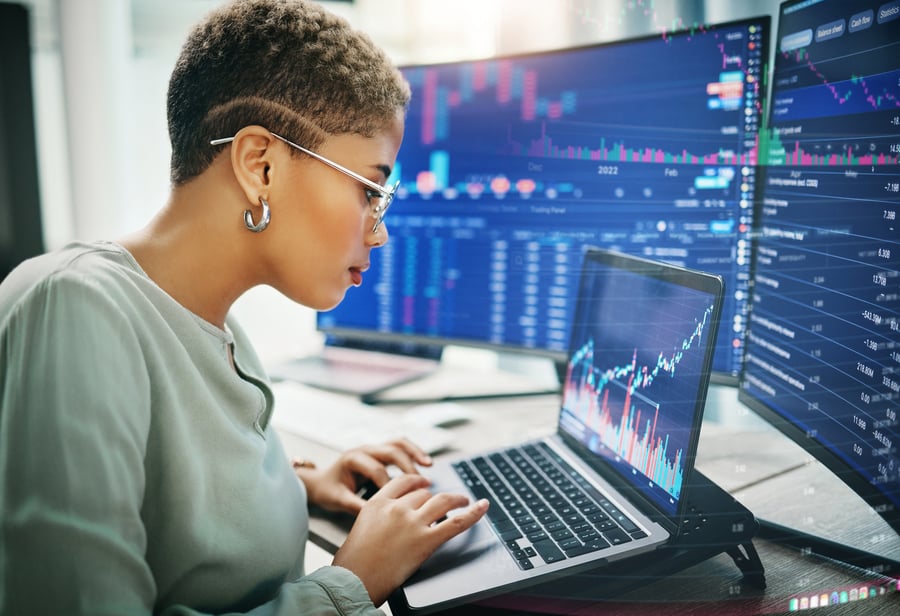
[{"xmin": 0, "ymin": 1, "xmax": 487, "ymax": 613}]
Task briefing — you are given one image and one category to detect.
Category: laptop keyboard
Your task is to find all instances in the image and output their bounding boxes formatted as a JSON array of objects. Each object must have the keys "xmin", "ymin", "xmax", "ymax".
[{"xmin": 453, "ymin": 441, "xmax": 649, "ymax": 570}]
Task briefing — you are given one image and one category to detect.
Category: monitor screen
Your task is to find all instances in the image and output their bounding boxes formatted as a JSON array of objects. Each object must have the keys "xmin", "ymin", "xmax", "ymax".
[
  {"xmin": 739, "ymin": 0, "xmax": 900, "ymax": 531},
  {"xmin": 319, "ymin": 16, "xmax": 770, "ymax": 382}
]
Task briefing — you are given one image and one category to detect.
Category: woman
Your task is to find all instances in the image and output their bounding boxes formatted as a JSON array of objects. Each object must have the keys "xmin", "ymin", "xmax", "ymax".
[{"xmin": 0, "ymin": 1, "xmax": 487, "ymax": 613}]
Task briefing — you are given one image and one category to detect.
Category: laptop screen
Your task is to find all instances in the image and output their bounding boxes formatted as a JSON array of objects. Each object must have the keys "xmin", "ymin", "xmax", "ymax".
[{"xmin": 558, "ymin": 249, "xmax": 723, "ymax": 517}]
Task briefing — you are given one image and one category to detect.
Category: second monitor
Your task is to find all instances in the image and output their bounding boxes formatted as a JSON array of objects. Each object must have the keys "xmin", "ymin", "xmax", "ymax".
[{"xmin": 318, "ymin": 15, "xmax": 771, "ymax": 384}]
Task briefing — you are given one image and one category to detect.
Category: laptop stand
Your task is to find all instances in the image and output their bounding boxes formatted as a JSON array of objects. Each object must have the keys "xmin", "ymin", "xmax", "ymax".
[{"xmin": 390, "ymin": 469, "xmax": 765, "ymax": 615}]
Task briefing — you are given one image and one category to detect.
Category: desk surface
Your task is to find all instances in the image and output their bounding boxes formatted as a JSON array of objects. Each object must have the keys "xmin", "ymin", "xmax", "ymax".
[{"xmin": 274, "ymin": 373, "xmax": 900, "ymax": 615}]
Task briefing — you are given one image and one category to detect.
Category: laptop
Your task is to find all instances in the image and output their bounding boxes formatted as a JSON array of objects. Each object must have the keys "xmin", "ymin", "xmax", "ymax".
[{"xmin": 391, "ymin": 247, "xmax": 725, "ymax": 614}]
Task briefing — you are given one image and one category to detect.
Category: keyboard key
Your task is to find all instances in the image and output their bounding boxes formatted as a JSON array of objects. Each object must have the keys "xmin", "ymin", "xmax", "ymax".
[
  {"xmin": 571, "ymin": 522, "xmax": 592, "ymax": 535},
  {"xmin": 494, "ymin": 519, "xmax": 516, "ymax": 533},
  {"xmin": 563, "ymin": 544, "xmax": 594, "ymax": 558},
  {"xmin": 602, "ymin": 528, "xmax": 632, "ymax": 546},
  {"xmin": 545, "ymin": 520, "xmax": 565, "ymax": 533},
  {"xmin": 613, "ymin": 512, "xmax": 640, "ymax": 533},
  {"xmin": 531, "ymin": 539, "xmax": 566, "ymax": 564},
  {"xmin": 559, "ymin": 538, "xmax": 583, "ymax": 551},
  {"xmin": 517, "ymin": 558, "xmax": 534, "ymax": 570},
  {"xmin": 511, "ymin": 548, "xmax": 529, "ymax": 560},
  {"xmin": 565, "ymin": 538, "xmax": 610, "ymax": 558}
]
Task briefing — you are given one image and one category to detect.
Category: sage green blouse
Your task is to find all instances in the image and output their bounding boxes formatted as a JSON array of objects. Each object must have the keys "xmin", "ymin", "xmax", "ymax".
[{"xmin": 0, "ymin": 241, "xmax": 382, "ymax": 615}]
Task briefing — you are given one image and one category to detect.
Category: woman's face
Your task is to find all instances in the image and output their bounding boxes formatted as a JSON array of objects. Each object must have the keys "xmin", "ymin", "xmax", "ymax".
[{"xmin": 263, "ymin": 111, "xmax": 405, "ymax": 311}]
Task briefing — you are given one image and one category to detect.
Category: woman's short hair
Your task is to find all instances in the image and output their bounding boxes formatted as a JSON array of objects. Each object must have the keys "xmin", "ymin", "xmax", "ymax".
[{"xmin": 167, "ymin": 0, "xmax": 411, "ymax": 185}]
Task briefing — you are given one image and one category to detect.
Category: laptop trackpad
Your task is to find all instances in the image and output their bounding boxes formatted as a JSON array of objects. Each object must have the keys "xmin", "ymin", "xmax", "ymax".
[
  {"xmin": 407, "ymin": 517, "xmax": 516, "ymax": 592},
  {"xmin": 423, "ymin": 517, "xmax": 496, "ymax": 570}
]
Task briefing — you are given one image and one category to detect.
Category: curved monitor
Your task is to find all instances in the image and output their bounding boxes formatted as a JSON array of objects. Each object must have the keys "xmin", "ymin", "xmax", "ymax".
[
  {"xmin": 319, "ymin": 16, "xmax": 771, "ymax": 383},
  {"xmin": 739, "ymin": 0, "xmax": 900, "ymax": 532}
]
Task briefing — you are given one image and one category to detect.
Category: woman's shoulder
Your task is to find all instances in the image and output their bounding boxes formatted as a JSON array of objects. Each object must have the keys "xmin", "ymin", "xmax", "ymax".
[
  {"xmin": 3, "ymin": 238, "xmax": 131, "ymax": 282},
  {"xmin": 2, "ymin": 240, "xmax": 136, "ymax": 297},
  {"xmin": 0, "ymin": 241, "xmax": 144, "ymax": 326}
]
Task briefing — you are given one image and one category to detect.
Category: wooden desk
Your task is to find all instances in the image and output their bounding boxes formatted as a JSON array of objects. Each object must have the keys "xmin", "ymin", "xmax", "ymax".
[{"xmin": 275, "ymin": 380, "xmax": 900, "ymax": 614}]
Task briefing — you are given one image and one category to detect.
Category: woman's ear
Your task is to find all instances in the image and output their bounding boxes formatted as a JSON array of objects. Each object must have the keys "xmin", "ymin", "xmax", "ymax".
[{"xmin": 229, "ymin": 125, "xmax": 276, "ymax": 204}]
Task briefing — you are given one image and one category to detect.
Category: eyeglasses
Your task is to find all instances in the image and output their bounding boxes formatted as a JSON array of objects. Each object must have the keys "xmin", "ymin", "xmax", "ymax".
[{"xmin": 210, "ymin": 131, "xmax": 398, "ymax": 232}]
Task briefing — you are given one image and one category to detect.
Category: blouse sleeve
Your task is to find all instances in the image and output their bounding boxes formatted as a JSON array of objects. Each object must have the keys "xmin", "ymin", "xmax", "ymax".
[{"xmin": 159, "ymin": 567, "xmax": 386, "ymax": 616}]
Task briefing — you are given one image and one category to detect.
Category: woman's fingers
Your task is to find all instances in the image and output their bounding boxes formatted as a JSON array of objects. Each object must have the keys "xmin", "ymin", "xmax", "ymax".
[
  {"xmin": 358, "ymin": 438, "xmax": 432, "ymax": 474},
  {"xmin": 336, "ymin": 475, "xmax": 490, "ymax": 606},
  {"xmin": 372, "ymin": 475, "xmax": 488, "ymax": 533},
  {"xmin": 430, "ymin": 497, "xmax": 490, "ymax": 539},
  {"xmin": 415, "ymin": 491, "xmax": 472, "ymax": 523},
  {"xmin": 339, "ymin": 438, "xmax": 432, "ymax": 491},
  {"xmin": 371, "ymin": 472, "xmax": 431, "ymax": 498}
]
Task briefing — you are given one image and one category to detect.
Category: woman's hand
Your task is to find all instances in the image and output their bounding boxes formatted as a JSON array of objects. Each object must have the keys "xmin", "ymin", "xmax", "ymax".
[
  {"xmin": 293, "ymin": 438, "xmax": 432, "ymax": 514},
  {"xmin": 333, "ymin": 473, "xmax": 489, "ymax": 606}
]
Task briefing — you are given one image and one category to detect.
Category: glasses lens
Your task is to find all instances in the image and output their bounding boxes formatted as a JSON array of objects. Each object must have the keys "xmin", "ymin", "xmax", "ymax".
[{"xmin": 372, "ymin": 181, "xmax": 399, "ymax": 232}]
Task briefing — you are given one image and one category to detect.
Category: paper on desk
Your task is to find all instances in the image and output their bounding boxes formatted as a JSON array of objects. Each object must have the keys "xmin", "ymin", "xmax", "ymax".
[{"xmin": 269, "ymin": 381, "xmax": 454, "ymax": 454}]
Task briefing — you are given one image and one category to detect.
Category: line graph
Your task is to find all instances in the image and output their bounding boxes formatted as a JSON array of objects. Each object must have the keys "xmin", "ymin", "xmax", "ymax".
[
  {"xmin": 562, "ymin": 303, "xmax": 715, "ymax": 499},
  {"xmin": 771, "ymin": 61, "xmax": 900, "ymax": 124},
  {"xmin": 789, "ymin": 49, "xmax": 900, "ymax": 112}
]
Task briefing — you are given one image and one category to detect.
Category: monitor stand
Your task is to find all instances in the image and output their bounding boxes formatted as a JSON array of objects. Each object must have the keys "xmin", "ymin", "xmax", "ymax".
[
  {"xmin": 699, "ymin": 395, "xmax": 900, "ymax": 579},
  {"xmin": 364, "ymin": 347, "xmax": 561, "ymax": 405},
  {"xmin": 757, "ymin": 518, "xmax": 900, "ymax": 578}
]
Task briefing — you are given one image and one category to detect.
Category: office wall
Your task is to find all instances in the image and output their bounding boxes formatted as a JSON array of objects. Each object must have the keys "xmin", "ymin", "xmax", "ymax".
[{"xmin": 16, "ymin": 0, "xmax": 785, "ymax": 364}]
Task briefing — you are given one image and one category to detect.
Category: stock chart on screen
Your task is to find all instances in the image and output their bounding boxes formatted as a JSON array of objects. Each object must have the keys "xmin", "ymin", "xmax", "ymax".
[
  {"xmin": 558, "ymin": 254, "xmax": 720, "ymax": 515},
  {"xmin": 319, "ymin": 16, "xmax": 769, "ymax": 381},
  {"xmin": 739, "ymin": 0, "xmax": 900, "ymax": 528}
]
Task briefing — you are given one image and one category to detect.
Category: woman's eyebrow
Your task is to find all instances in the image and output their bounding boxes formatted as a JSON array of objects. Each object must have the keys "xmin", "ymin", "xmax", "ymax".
[{"xmin": 374, "ymin": 164, "xmax": 392, "ymax": 180}]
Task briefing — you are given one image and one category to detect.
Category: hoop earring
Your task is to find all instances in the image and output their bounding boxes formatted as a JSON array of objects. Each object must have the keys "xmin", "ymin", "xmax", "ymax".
[{"xmin": 244, "ymin": 196, "xmax": 270, "ymax": 233}]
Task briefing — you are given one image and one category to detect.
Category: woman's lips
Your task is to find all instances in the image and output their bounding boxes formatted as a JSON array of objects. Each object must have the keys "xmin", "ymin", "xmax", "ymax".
[{"xmin": 349, "ymin": 267, "xmax": 363, "ymax": 286}]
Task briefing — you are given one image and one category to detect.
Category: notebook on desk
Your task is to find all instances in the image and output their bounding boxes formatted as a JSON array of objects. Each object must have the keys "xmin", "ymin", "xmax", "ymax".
[{"xmin": 391, "ymin": 247, "xmax": 726, "ymax": 614}]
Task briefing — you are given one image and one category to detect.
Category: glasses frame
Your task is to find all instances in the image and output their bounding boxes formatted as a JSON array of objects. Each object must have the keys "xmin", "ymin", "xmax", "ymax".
[{"xmin": 210, "ymin": 131, "xmax": 398, "ymax": 232}]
